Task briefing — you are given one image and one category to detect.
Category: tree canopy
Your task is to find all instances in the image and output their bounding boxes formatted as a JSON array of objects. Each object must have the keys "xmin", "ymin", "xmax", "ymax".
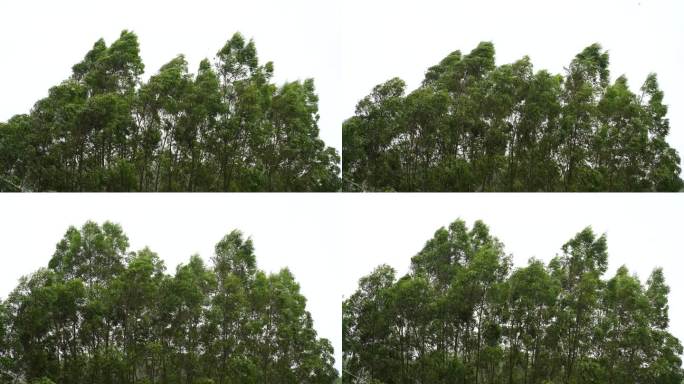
[
  {"xmin": 342, "ymin": 43, "xmax": 683, "ymax": 191},
  {"xmin": 0, "ymin": 31, "xmax": 341, "ymax": 191},
  {"xmin": 343, "ymin": 219, "xmax": 683, "ymax": 383},
  {"xmin": 0, "ymin": 221, "xmax": 338, "ymax": 384}
]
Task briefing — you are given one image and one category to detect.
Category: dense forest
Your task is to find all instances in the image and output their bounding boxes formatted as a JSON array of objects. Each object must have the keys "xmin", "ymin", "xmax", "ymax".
[
  {"xmin": 0, "ymin": 221, "xmax": 338, "ymax": 383},
  {"xmin": 0, "ymin": 31, "xmax": 341, "ymax": 192},
  {"xmin": 343, "ymin": 219, "xmax": 683, "ymax": 383},
  {"xmin": 342, "ymin": 43, "xmax": 683, "ymax": 191}
]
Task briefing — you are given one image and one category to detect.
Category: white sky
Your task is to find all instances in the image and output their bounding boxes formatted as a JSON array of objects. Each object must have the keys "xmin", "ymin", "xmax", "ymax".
[
  {"xmin": 341, "ymin": 0, "xmax": 684, "ymax": 172},
  {"xmin": 0, "ymin": 0, "xmax": 342, "ymax": 152},
  {"xmin": 0, "ymin": 194, "xmax": 343, "ymax": 372},
  {"xmin": 340, "ymin": 193, "xmax": 684, "ymax": 356}
]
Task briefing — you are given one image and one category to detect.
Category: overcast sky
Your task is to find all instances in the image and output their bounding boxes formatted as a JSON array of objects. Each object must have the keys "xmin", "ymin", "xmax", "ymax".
[
  {"xmin": 0, "ymin": 194, "xmax": 343, "ymax": 372},
  {"xmin": 340, "ymin": 0, "xmax": 684, "ymax": 170},
  {"xmin": 340, "ymin": 193, "xmax": 684, "ymax": 356}
]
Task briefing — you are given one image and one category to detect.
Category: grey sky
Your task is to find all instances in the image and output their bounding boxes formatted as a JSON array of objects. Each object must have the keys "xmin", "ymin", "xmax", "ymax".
[
  {"xmin": 0, "ymin": 0, "xmax": 342, "ymax": 151},
  {"xmin": 0, "ymin": 194, "xmax": 343, "ymax": 372},
  {"xmin": 341, "ymin": 0, "xmax": 684, "ymax": 171},
  {"xmin": 340, "ymin": 193, "xmax": 684, "ymax": 357}
]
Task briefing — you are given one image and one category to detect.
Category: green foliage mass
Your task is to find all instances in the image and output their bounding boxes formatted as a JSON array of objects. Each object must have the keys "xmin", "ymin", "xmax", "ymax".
[
  {"xmin": 342, "ymin": 43, "xmax": 683, "ymax": 191},
  {"xmin": 0, "ymin": 31, "xmax": 341, "ymax": 192},
  {"xmin": 0, "ymin": 221, "xmax": 338, "ymax": 383},
  {"xmin": 343, "ymin": 219, "xmax": 683, "ymax": 383}
]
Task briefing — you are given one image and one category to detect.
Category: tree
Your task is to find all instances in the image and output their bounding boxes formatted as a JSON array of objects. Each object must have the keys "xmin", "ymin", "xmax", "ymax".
[
  {"xmin": 342, "ymin": 43, "xmax": 682, "ymax": 191},
  {"xmin": 3, "ymin": 222, "xmax": 338, "ymax": 383},
  {"xmin": 0, "ymin": 298, "xmax": 15, "ymax": 382},
  {"xmin": 343, "ymin": 219, "xmax": 683, "ymax": 383},
  {"xmin": 0, "ymin": 31, "xmax": 341, "ymax": 191}
]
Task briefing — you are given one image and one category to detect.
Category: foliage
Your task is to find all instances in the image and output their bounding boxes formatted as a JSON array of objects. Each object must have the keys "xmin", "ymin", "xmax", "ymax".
[
  {"xmin": 342, "ymin": 43, "xmax": 682, "ymax": 191},
  {"xmin": 0, "ymin": 31, "xmax": 341, "ymax": 191},
  {"xmin": 0, "ymin": 221, "xmax": 338, "ymax": 383},
  {"xmin": 343, "ymin": 219, "xmax": 683, "ymax": 383}
]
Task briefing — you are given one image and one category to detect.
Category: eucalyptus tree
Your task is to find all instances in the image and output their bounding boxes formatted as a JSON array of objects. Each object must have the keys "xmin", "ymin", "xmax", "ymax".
[
  {"xmin": 342, "ymin": 43, "xmax": 682, "ymax": 191},
  {"xmin": 343, "ymin": 219, "xmax": 683, "ymax": 383},
  {"xmin": 0, "ymin": 297, "xmax": 15, "ymax": 383},
  {"xmin": 0, "ymin": 31, "xmax": 341, "ymax": 191},
  {"xmin": 2, "ymin": 221, "xmax": 338, "ymax": 383}
]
